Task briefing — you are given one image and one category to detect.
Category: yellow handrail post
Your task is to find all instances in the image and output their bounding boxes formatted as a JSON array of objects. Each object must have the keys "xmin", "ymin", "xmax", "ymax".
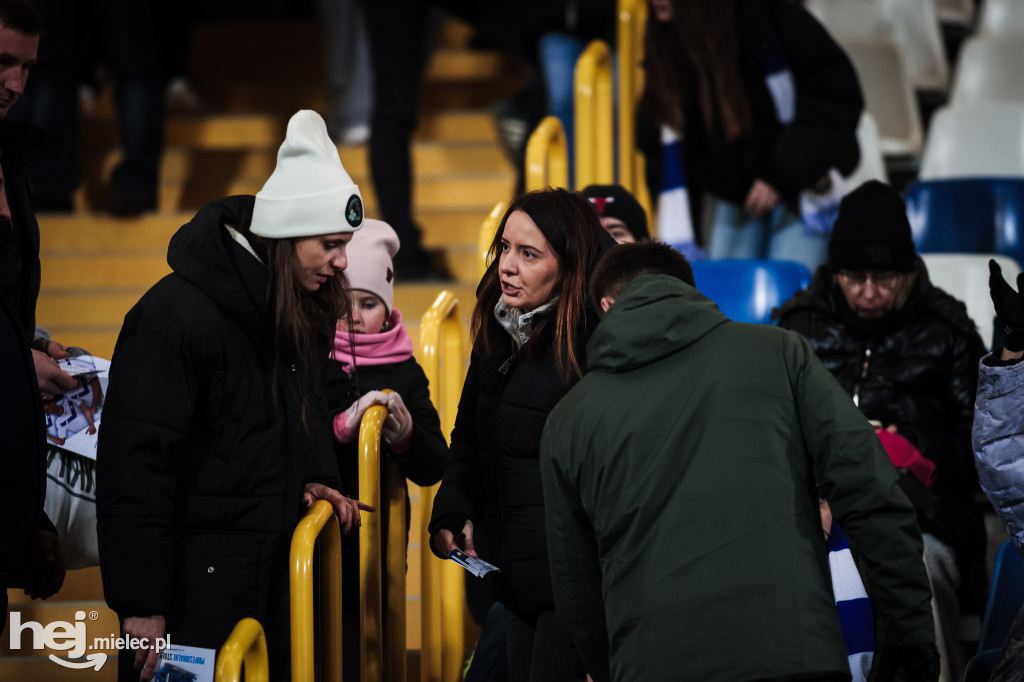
[
  {"xmin": 418, "ymin": 291, "xmax": 464, "ymax": 681},
  {"xmin": 525, "ymin": 116, "xmax": 569, "ymax": 191},
  {"xmin": 216, "ymin": 618, "xmax": 269, "ymax": 682},
  {"xmin": 360, "ymin": 402, "xmax": 389, "ymax": 681},
  {"xmin": 575, "ymin": 40, "xmax": 614, "ymax": 189},
  {"xmin": 386, "ymin": 461, "xmax": 408, "ymax": 682},
  {"xmin": 617, "ymin": 0, "xmax": 647, "ymax": 193},
  {"xmin": 478, "ymin": 200, "xmax": 508, "ymax": 279},
  {"xmin": 290, "ymin": 500, "xmax": 342, "ymax": 682}
]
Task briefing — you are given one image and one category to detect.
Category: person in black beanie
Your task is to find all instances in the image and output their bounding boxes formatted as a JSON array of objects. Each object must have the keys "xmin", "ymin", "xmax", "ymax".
[
  {"xmin": 582, "ymin": 184, "xmax": 650, "ymax": 244},
  {"xmin": 773, "ymin": 179, "xmax": 987, "ymax": 682}
]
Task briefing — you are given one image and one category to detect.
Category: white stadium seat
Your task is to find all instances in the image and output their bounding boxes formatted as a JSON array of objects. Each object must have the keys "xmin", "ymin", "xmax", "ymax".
[{"xmin": 920, "ymin": 104, "xmax": 1024, "ymax": 179}]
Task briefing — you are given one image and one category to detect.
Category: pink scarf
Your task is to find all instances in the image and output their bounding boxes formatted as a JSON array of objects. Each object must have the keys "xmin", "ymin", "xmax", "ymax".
[{"xmin": 330, "ymin": 309, "xmax": 414, "ymax": 373}]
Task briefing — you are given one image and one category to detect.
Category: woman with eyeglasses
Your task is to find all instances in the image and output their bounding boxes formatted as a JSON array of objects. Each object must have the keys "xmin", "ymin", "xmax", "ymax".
[{"xmin": 772, "ymin": 180, "xmax": 987, "ymax": 682}]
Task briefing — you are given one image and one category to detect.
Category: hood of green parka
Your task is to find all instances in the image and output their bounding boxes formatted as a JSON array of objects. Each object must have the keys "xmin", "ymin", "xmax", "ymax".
[{"xmin": 587, "ymin": 274, "xmax": 729, "ymax": 373}]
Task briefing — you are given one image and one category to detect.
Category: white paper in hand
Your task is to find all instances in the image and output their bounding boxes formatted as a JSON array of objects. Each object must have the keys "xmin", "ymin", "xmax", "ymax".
[{"xmin": 449, "ymin": 549, "xmax": 500, "ymax": 578}]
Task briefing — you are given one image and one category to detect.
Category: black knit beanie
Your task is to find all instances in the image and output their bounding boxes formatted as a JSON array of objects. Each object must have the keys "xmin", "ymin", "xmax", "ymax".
[
  {"xmin": 827, "ymin": 180, "xmax": 916, "ymax": 272},
  {"xmin": 582, "ymin": 184, "xmax": 650, "ymax": 241}
]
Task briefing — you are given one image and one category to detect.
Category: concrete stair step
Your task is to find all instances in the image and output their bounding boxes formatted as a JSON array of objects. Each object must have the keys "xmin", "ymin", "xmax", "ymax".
[
  {"xmin": 38, "ymin": 209, "xmax": 490, "ymax": 255},
  {"xmin": 72, "ymin": 170, "xmax": 513, "ymax": 215},
  {"xmin": 0, "ymin": 655, "xmax": 117, "ymax": 680},
  {"xmin": 92, "ymin": 143, "xmax": 508, "ymax": 185},
  {"xmin": 7, "ymin": 568, "xmax": 104, "ymax": 605},
  {"xmin": 82, "ymin": 111, "xmax": 501, "ymax": 155}
]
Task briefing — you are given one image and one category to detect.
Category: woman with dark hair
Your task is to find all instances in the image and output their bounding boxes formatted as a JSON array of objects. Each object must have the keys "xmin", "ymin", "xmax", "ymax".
[
  {"xmin": 641, "ymin": 0, "xmax": 863, "ymax": 271},
  {"xmin": 428, "ymin": 188, "xmax": 614, "ymax": 681},
  {"xmin": 97, "ymin": 111, "xmax": 373, "ymax": 682}
]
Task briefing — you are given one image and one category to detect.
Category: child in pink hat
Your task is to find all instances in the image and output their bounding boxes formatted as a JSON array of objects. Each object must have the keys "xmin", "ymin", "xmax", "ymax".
[{"xmin": 325, "ymin": 218, "xmax": 448, "ymax": 675}]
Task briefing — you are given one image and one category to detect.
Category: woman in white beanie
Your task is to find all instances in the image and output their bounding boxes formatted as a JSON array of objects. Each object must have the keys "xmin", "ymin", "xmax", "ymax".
[
  {"xmin": 96, "ymin": 110, "xmax": 374, "ymax": 682},
  {"xmin": 325, "ymin": 218, "xmax": 448, "ymax": 675}
]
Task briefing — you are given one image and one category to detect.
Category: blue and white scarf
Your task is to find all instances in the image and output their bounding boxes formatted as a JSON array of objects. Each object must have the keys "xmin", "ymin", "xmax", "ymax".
[
  {"xmin": 827, "ymin": 521, "xmax": 875, "ymax": 682},
  {"xmin": 656, "ymin": 126, "xmax": 705, "ymax": 260}
]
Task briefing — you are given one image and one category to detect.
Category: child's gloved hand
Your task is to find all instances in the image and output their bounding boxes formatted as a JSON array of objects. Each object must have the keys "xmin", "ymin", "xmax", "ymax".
[
  {"xmin": 382, "ymin": 392, "xmax": 413, "ymax": 452},
  {"xmin": 333, "ymin": 391, "xmax": 389, "ymax": 444}
]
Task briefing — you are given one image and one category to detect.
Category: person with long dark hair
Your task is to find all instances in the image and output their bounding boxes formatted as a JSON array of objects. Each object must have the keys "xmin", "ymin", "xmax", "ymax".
[
  {"xmin": 96, "ymin": 110, "xmax": 374, "ymax": 682},
  {"xmin": 428, "ymin": 188, "xmax": 614, "ymax": 681},
  {"xmin": 641, "ymin": 0, "xmax": 863, "ymax": 271}
]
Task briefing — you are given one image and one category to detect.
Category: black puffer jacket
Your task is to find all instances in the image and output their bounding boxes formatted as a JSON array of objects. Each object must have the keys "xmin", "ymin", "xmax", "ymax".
[
  {"xmin": 429, "ymin": 309, "xmax": 597, "ymax": 615},
  {"xmin": 97, "ymin": 196, "xmax": 341, "ymax": 668},
  {"xmin": 773, "ymin": 258, "xmax": 988, "ymax": 602}
]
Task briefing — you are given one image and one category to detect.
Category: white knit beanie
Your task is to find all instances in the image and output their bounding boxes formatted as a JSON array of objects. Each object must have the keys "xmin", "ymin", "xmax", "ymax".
[
  {"xmin": 344, "ymin": 219, "xmax": 400, "ymax": 314},
  {"xmin": 250, "ymin": 110, "xmax": 364, "ymax": 238}
]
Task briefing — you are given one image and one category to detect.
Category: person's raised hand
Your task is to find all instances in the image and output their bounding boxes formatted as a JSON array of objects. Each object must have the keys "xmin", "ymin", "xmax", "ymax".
[
  {"xmin": 989, "ymin": 259, "xmax": 1024, "ymax": 352},
  {"xmin": 332, "ymin": 390, "xmax": 389, "ymax": 444},
  {"xmin": 32, "ymin": 349, "xmax": 77, "ymax": 398},
  {"xmin": 744, "ymin": 179, "xmax": 780, "ymax": 217},
  {"xmin": 382, "ymin": 392, "xmax": 413, "ymax": 450},
  {"xmin": 27, "ymin": 529, "xmax": 65, "ymax": 599},
  {"xmin": 430, "ymin": 519, "xmax": 476, "ymax": 559},
  {"xmin": 302, "ymin": 482, "xmax": 376, "ymax": 534},
  {"xmin": 123, "ymin": 615, "xmax": 165, "ymax": 682},
  {"xmin": 42, "ymin": 339, "xmax": 69, "ymax": 360}
]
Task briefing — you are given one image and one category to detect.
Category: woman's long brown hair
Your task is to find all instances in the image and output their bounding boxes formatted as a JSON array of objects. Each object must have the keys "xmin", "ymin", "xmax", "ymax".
[
  {"xmin": 265, "ymin": 237, "xmax": 351, "ymax": 428},
  {"xmin": 642, "ymin": 0, "xmax": 752, "ymax": 140},
  {"xmin": 472, "ymin": 189, "xmax": 612, "ymax": 384}
]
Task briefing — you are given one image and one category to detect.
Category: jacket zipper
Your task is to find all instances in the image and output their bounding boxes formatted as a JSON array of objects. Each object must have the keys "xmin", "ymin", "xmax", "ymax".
[{"xmin": 852, "ymin": 346, "xmax": 871, "ymax": 407}]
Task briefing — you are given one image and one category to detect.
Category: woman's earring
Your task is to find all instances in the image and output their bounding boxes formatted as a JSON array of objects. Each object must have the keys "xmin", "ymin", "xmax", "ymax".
[{"xmin": 381, "ymin": 320, "xmax": 390, "ymax": 332}]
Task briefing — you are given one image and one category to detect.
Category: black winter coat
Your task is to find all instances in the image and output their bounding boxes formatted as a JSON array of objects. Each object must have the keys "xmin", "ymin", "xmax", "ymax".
[
  {"xmin": 428, "ymin": 312, "xmax": 595, "ymax": 615},
  {"xmin": 0, "ymin": 293, "xmax": 49, "ymax": 591},
  {"xmin": 773, "ymin": 258, "xmax": 988, "ymax": 603},
  {"xmin": 0, "ymin": 119, "xmax": 45, "ymax": 344},
  {"xmin": 96, "ymin": 196, "xmax": 342, "ymax": 670},
  {"xmin": 640, "ymin": 0, "xmax": 863, "ymax": 221}
]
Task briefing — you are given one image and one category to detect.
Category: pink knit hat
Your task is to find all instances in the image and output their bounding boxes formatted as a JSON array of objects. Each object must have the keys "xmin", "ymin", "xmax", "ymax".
[{"xmin": 345, "ymin": 219, "xmax": 400, "ymax": 313}]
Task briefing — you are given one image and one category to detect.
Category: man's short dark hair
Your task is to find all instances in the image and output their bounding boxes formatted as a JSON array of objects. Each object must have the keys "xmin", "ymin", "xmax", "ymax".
[
  {"xmin": 589, "ymin": 241, "xmax": 695, "ymax": 309},
  {"xmin": 0, "ymin": 0, "xmax": 41, "ymax": 36}
]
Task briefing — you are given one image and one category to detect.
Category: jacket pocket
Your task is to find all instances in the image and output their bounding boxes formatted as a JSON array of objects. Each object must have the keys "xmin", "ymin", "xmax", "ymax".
[{"xmin": 168, "ymin": 532, "xmax": 263, "ymax": 648}]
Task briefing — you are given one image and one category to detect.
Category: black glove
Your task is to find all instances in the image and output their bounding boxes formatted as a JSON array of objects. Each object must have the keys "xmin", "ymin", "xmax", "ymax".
[
  {"xmin": 989, "ymin": 259, "xmax": 1024, "ymax": 352},
  {"xmin": 871, "ymin": 642, "xmax": 940, "ymax": 682}
]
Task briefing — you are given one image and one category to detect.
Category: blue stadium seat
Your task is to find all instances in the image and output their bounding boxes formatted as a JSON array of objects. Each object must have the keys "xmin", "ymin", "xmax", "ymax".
[
  {"xmin": 978, "ymin": 540, "xmax": 1024, "ymax": 653},
  {"xmin": 906, "ymin": 178, "xmax": 1024, "ymax": 265},
  {"xmin": 691, "ymin": 259, "xmax": 812, "ymax": 325}
]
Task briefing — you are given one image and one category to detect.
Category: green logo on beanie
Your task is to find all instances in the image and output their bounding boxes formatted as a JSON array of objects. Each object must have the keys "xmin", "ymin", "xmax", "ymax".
[{"xmin": 346, "ymin": 195, "xmax": 363, "ymax": 228}]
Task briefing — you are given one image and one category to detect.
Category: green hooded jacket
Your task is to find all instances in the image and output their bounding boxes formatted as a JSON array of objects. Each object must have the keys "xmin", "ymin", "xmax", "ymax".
[{"xmin": 540, "ymin": 275, "xmax": 934, "ymax": 682}]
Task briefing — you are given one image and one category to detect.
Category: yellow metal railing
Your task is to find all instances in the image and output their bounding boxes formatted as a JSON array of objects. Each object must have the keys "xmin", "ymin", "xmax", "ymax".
[
  {"xmin": 525, "ymin": 116, "xmax": 569, "ymax": 191},
  {"xmin": 617, "ymin": 0, "xmax": 647, "ymax": 195},
  {"xmin": 358, "ymin": 393, "xmax": 410, "ymax": 682},
  {"xmin": 478, "ymin": 200, "xmax": 507, "ymax": 278},
  {"xmin": 360, "ymin": 401, "xmax": 387, "ymax": 681},
  {"xmin": 216, "ymin": 618, "xmax": 269, "ymax": 682},
  {"xmin": 575, "ymin": 40, "xmax": 614, "ymax": 188},
  {"xmin": 418, "ymin": 291, "xmax": 465, "ymax": 682},
  {"xmin": 290, "ymin": 499, "xmax": 343, "ymax": 682}
]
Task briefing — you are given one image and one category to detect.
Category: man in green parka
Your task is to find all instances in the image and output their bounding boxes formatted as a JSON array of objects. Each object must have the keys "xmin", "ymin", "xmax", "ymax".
[{"xmin": 539, "ymin": 242, "xmax": 938, "ymax": 682}]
